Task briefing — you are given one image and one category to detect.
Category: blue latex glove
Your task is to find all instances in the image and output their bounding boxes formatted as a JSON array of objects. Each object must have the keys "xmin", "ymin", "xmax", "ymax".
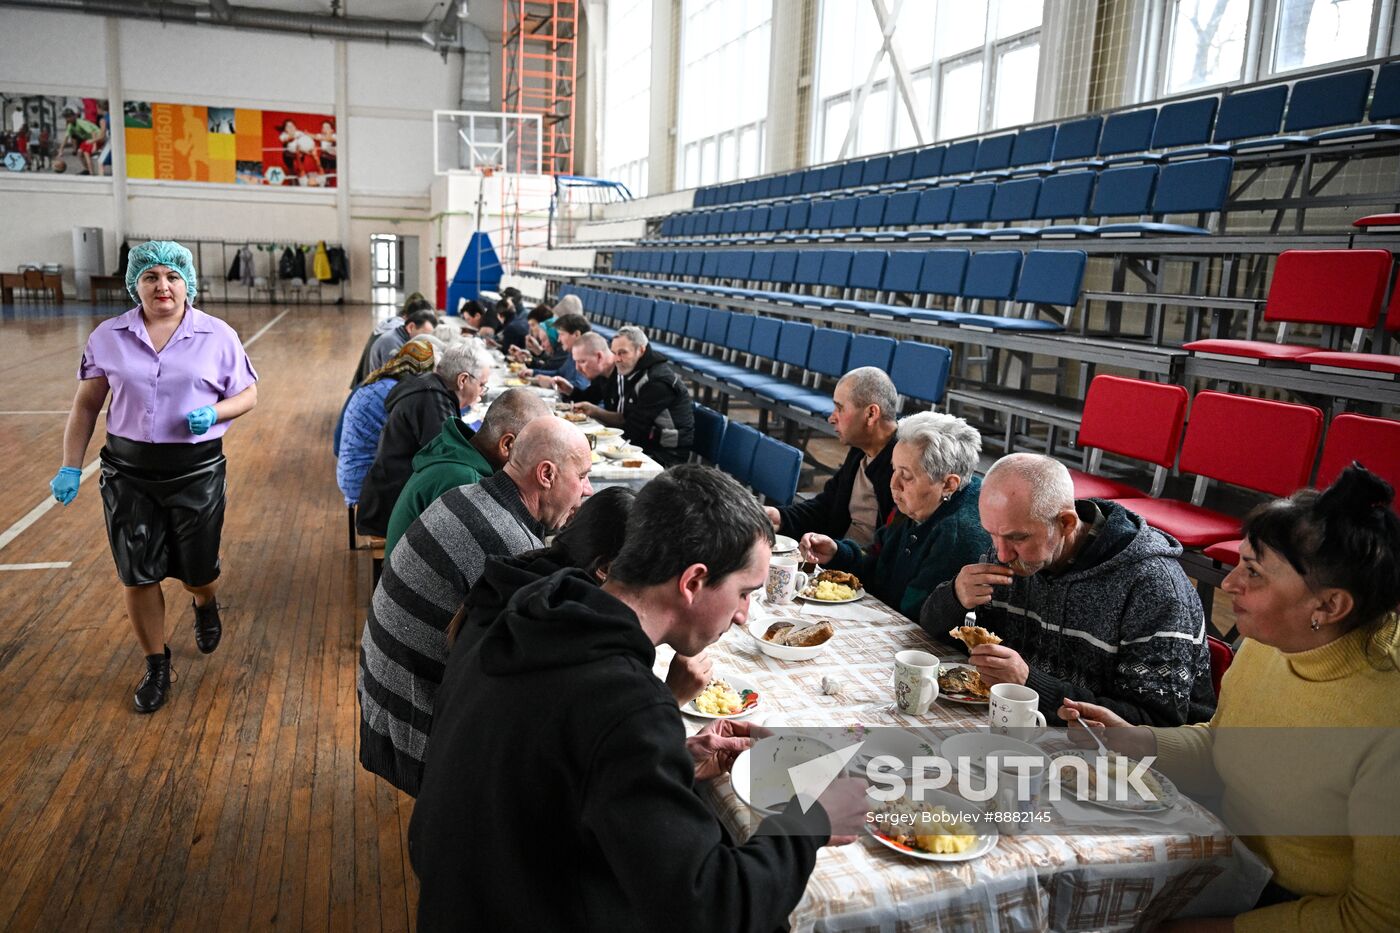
[
  {"xmin": 186, "ymin": 405, "xmax": 218, "ymax": 435},
  {"xmin": 51, "ymin": 466, "xmax": 82, "ymax": 505}
]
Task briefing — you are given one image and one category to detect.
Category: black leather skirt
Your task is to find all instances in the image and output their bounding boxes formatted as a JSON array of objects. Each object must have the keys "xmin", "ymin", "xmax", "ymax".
[{"xmin": 99, "ymin": 434, "xmax": 226, "ymax": 587}]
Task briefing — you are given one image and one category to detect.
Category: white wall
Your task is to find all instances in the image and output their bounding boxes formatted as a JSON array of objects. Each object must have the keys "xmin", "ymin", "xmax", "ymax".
[{"xmin": 0, "ymin": 7, "xmax": 471, "ymax": 303}]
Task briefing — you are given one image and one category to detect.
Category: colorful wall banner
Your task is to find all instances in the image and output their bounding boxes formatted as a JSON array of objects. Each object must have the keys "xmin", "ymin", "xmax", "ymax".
[
  {"xmin": 1, "ymin": 94, "xmax": 112, "ymax": 176},
  {"xmin": 124, "ymin": 100, "xmax": 336, "ymax": 187}
]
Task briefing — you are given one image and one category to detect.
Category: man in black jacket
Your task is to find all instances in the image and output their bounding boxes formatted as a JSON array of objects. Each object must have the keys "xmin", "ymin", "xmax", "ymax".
[
  {"xmin": 765, "ymin": 366, "xmax": 898, "ymax": 546},
  {"xmin": 608, "ymin": 326, "xmax": 694, "ymax": 466},
  {"xmin": 410, "ymin": 465, "xmax": 867, "ymax": 932},
  {"xmin": 355, "ymin": 339, "xmax": 493, "ymax": 538},
  {"xmin": 567, "ymin": 332, "xmax": 622, "ymax": 409}
]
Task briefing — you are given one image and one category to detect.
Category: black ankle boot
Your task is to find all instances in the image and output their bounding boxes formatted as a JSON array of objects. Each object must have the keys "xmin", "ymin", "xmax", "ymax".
[
  {"xmin": 134, "ymin": 645, "xmax": 172, "ymax": 713},
  {"xmin": 193, "ymin": 598, "xmax": 222, "ymax": 654}
]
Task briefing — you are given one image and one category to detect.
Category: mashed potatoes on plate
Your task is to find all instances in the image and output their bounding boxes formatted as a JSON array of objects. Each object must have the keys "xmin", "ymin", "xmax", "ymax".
[{"xmin": 804, "ymin": 580, "xmax": 856, "ymax": 601}]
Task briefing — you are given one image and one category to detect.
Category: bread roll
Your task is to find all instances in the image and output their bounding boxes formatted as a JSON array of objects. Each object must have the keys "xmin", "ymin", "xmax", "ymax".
[
  {"xmin": 762, "ymin": 621, "xmax": 794, "ymax": 643},
  {"xmin": 781, "ymin": 621, "xmax": 834, "ymax": 648}
]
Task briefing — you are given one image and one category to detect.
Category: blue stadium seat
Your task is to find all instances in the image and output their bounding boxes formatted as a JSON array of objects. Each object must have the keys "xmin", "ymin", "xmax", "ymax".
[
  {"xmin": 974, "ymin": 133, "xmax": 1016, "ymax": 171},
  {"xmin": 854, "ymin": 195, "xmax": 888, "ymax": 231},
  {"xmin": 704, "ymin": 309, "xmax": 732, "ymax": 347},
  {"xmin": 829, "ymin": 197, "xmax": 860, "ymax": 230},
  {"xmin": 783, "ymin": 171, "xmax": 805, "ymax": 196},
  {"xmin": 771, "ymin": 250, "xmax": 800, "ymax": 284},
  {"xmin": 961, "ymin": 250, "xmax": 1023, "ymax": 302},
  {"xmin": 848, "ymin": 333, "xmax": 897, "ymax": 371},
  {"xmin": 911, "ymin": 145, "xmax": 946, "ymax": 180},
  {"xmin": 886, "ymin": 150, "xmax": 917, "ymax": 183},
  {"xmin": 685, "ymin": 304, "xmax": 710, "ymax": 342},
  {"xmin": 880, "ymin": 251, "xmax": 924, "ymax": 292},
  {"xmin": 691, "ymin": 404, "xmax": 728, "ymax": 464},
  {"xmin": 1285, "ymin": 69, "xmax": 1371, "ymax": 133},
  {"xmin": 942, "ymin": 140, "xmax": 980, "ymax": 176},
  {"xmin": 794, "ymin": 250, "xmax": 825, "ymax": 286},
  {"xmin": 775, "ymin": 320, "xmax": 815, "ymax": 368},
  {"xmin": 945, "ymin": 182, "xmax": 997, "ymax": 229},
  {"xmin": 848, "ymin": 250, "xmax": 888, "ymax": 290},
  {"xmin": 1095, "ymin": 157, "xmax": 1232, "ymax": 236},
  {"xmin": 784, "ymin": 201, "xmax": 811, "ymax": 233},
  {"xmin": 749, "ymin": 317, "xmax": 782, "ymax": 360},
  {"xmin": 1011, "ymin": 125, "xmax": 1057, "ymax": 167},
  {"xmin": 889, "ymin": 341, "xmax": 952, "ymax": 405},
  {"xmin": 1040, "ymin": 165, "xmax": 1156, "ymax": 237},
  {"xmin": 800, "ymin": 168, "xmax": 824, "ymax": 194},
  {"xmin": 839, "ymin": 161, "xmax": 865, "ymax": 189},
  {"xmin": 717, "ymin": 421, "xmax": 762, "ymax": 481},
  {"xmin": 1035, "ymin": 171, "xmax": 1096, "ymax": 223},
  {"xmin": 1307, "ymin": 67, "xmax": 1400, "ymax": 143},
  {"xmin": 750, "ymin": 250, "xmax": 775, "ymax": 281},
  {"xmin": 1212, "ymin": 85, "xmax": 1293, "ymax": 149},
  {"xmin": 1098, "ymin": 108, "xmax": 1158, "ymax": 159},
  {"xmin": 750, "ymin": 435, "xmax": 804, "ymax": 505},
  {"xmin": 819, "ymin": 164, "xmax": 843, "ymax": 190},
  {"xmin": 817, "ymin": 250, "xmax": 855, "ymax": 289},
  {"xmin": 862, "ymin": 154, "xmax": 892, "ymax": 186},
  {"xmin": 808, "ymin": 200, "xmax": 835, "ymax": 230},
  {"xmin": 1053, "ymin": 116, "xmax": 1104, "ymax": 163},
  {"xmin": 883, "ymin": 191, "xmax": 920, "ymax": 228},
  {"xmin": 919, "ymin": 248, "xmax": 970, "ymax": 297},
  {"xmin": 1016, "ymin": 250, "xmax": 1086, "ymax": 309},
  {"xmin": 807, "ymin": 328, "xmax": 851, "ymax": 378},
  {"xmin": 1152, "ymin": 97, "xmax": 1220, "ymax": 151}
]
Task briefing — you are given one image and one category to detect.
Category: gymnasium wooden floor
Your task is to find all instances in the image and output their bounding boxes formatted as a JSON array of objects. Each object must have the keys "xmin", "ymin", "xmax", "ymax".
[
  {"xmin": 0, "ymin": 299, "xmax": 1237, "ymax": 931},
  {"xmin": 0, "ymin": 302, "xmax": 413, "ymax": 932}
]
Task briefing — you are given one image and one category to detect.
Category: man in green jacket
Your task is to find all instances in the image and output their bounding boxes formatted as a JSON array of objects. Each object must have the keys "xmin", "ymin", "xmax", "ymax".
[{"xmin": 385, "ymin": 388, "xmax": 551, "ymax": 557}]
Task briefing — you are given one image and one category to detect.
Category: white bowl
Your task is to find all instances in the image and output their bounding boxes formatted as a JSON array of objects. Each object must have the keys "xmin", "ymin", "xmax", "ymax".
[
  {"xmin": 730, "ymin": 734, "xmax": 836, "ymax": 814},
  {"xmin": 745, "ymin": 604, "xmax": 835, "ymax": 661},
  {"xmin": 940, "ymin": 732, "xmax": 1051, "ymax": 795}
]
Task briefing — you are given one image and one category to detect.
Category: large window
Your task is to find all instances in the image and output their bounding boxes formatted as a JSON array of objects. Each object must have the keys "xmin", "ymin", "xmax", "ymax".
[
  {"xmin": 813, "ymin": 0, "xmax": 1042, "ymax": 159},
  {"xmin": 677, "ymin": 0, "xmax": 772, "ymax": 188},
  {"xmin": 1156, "ymin": 0, "xmax": 1385, "ymax": 96},
  {"xmin": 601, "ymin": 0, "xmax": 652, "ymax": 196}
]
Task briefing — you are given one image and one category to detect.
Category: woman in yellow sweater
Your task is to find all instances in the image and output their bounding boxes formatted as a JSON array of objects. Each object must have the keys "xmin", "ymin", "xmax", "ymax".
[{"xmin": 1060, "ymin": 464, "xmax": 1400, "ymax": 933}]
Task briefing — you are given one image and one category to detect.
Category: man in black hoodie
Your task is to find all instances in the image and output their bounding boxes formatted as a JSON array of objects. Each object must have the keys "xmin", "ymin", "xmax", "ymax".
[
  {"xmin": 410, "ymin": 465, "xmax": 867, "ymax": 932},
  {"xmin": 356, "ymin": 339, "xmax": 493, "ymax": 538}
]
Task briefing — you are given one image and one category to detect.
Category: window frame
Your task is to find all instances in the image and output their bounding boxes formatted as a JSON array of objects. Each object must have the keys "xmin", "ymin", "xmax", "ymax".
[{"xmin": 1147, "ymin": 0, "xmax": 1395, "ymax": 99}]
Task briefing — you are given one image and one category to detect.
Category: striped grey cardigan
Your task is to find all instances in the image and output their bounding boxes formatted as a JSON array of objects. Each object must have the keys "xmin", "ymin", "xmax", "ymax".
[{"xmin": 358, "ymin": 469, "xmax": 543, "ymax": 796}]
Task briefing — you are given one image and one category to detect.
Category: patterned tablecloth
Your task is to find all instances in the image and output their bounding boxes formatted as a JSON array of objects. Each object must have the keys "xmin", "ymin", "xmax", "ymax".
[{"xmin": 655, "ymin": 592, "xmax": 1271, "ymax": 932}]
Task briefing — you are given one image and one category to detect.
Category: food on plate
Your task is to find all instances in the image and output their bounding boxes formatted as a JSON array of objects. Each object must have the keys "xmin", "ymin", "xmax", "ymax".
[
  {"xmin": 947, "ymin": 624, "xmax": 1002, "ymax": 648},
  {"xmin": 814, "ymin": 569, "xmax": 860, "ymax": 588},
  {"xmin": 938, "ymin": 666, "xmax": 990, "ymax": 698},
  {"xmin": 561, "ymin": 411, "xmax": 589, "ymax": 423},
  {"xmin": 761, "ymin": 621, "xmax": 794, "ymax": 643},
  {"xmin": 870, "ymin": 799, "xmax": 979, "ymax": 855},
  {"xmin": 620, "ymin": 459, "xmax": 644, "ymax": 468},
  {"xmin": 504, "ymin": 377, "xmax": 527, "ymax": 387},
  {"xmin": 507, "ymin": 361, "xmax": 526, "ymax": 373},
  {"xmin": 1075, "ymin": 754, "xmax": 1165, "ymax": 800},
  {"xmin": 802, "ymin": 579, "xmax": 857, "ymax": 601},
  {"xmin": 692, "ymin": 679, "xmax": 758, "ymax": 716}
]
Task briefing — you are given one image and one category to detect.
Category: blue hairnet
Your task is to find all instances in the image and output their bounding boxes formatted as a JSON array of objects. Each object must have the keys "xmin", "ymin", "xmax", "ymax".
[{"xmin": 125, "ymin": 240, "xmax": 198, "ymax": 304}]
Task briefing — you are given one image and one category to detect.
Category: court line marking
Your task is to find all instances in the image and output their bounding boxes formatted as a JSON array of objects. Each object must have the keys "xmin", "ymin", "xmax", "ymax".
[
  {"xmin": 0, "ymin": 562, "xmax": 73, "ymax": 571},
  {"xmin": 0, "ymin": 307, "xmax": 288, "ymax": 554}
]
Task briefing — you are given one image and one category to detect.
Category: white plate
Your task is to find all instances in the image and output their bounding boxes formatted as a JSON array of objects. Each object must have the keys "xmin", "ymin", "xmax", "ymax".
[
  {"xmin": 796, "ymin": 587, "xmax": 866, "ymax": 605},
  {"xmin": 855, "ymin": 729, "xmax": 939, "ymax": 777},
  {"xmin": 1050, "ymin": 749, "xmax": 1180, "ymax": 813},
  {"xmin": 772, "ymin": 534, "xmax": 799, "ymax": 554},
  {"xmin": 936, "ymin": 662, "xmax": 990, "ymax": 706},
  {"xmin": 684, "ymin": 673, "xmax": 761, "ymax": 720},
  {"xmin": 864, "ymin": 789, "xmax": 998, "ymax": 862},
  {"xmin": 730, "ymin": 734, "xmax": 836, "ymax": 815}
]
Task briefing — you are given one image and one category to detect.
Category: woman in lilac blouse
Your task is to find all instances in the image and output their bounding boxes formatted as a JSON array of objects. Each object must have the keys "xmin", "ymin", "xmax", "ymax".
[{"xmin": 50, "ymin": 240, "xmax": 258, "ymax": 714}]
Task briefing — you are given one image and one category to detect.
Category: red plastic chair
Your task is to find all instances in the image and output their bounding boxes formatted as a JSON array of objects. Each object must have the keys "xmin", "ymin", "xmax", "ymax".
[
  {"xmin": 1070, "ymin": 375, "xmax": 1189, "ymax": 499},
  {"xmin": 1112, "ymin": 391, "xmax": 1323, "ymax": 548},
  {"xmin": 1207, "ymin": 634, "xmax": 1234, "ymax": 697},
  {"xmin": 1184, "ymin": 249, "xmax": 1392, "ymax": 361},
  {"xmin": 1296, "ymin": 285, "xmax": 1400, "ymax": 376}
]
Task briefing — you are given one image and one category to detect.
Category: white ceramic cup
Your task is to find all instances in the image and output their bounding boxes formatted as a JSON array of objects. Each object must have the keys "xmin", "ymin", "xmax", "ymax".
[
  {"xmin": 764, "ymin": 555, "xmax": 809, "ymax": 605},
  {"xmin": 893, "ymin": 649, "xmax": 940, "ymax": 716},
  {"xmin": 988, "ymin": 682, "xmax": 1048, "ymax": 732}
]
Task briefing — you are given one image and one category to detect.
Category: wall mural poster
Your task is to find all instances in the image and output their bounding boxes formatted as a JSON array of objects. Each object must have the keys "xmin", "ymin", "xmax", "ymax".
[
  {"xmin": 0, "ymin": 94, "xmax": 112, "ymax": 175},
  {"xmin": 124, "ymin": 100, "xmax": 336, "ymax": 187}
]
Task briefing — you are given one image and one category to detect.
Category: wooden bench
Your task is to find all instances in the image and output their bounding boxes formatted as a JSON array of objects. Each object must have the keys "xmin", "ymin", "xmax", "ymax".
[
  {"xmin": 89, "ymin": 274, "xmax": 125, "ymax": 302},
  {"xmin": 365, "ymin": 536, "xmax": 386, "ymax": 591}
]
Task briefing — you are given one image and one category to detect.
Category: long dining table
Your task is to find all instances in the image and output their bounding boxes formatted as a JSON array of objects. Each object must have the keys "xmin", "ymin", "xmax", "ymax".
[{"xmin": 656, "ymin": 577, "xmax": 1271, "ymax": 932}]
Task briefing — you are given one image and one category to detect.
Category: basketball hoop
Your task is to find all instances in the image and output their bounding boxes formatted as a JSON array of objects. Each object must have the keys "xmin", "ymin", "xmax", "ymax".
[{"xmin": 480, "ymin": 165, "xmax": 496, "ymax": 177}]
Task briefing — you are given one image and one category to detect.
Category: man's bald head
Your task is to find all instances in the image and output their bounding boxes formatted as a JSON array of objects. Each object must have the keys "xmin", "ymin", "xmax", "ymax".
[
  {"xmin": 982, "ymin": 453, "xmax": 1076, "ymax": 525},
  {"xmin": 475, "ymin": 388, "xmax": 551, "ymax": 468},
  {"xmin": 506, "ymin": 417, "xmax": 594, "ymax": 529}
]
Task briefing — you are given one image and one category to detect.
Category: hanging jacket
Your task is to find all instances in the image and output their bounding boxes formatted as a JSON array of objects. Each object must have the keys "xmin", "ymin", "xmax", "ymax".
[
  {"xmin": 313, "ymin": 241, "xmax": 332, "ymax": 281},
  {"xmin": 278, "ymin": 246, "xmax": 296, "ymax": 279},
  {"xmin": 115, "ymin": 241, "xmax": 131, "ymax": 278},
  {"xmin": 239, "ymin": 245, "xmax": 256, "ymax": 285},
  {"xmin": 327, "ymin": 246, "xmax": 349, "ymax": 284},
  {"xmin": 293, "ymin": 246, "xmax": 308, "ymax": 281},
  {"xmin": 226, "ymin": 251, "xmax": 242, "ymax": 282}
]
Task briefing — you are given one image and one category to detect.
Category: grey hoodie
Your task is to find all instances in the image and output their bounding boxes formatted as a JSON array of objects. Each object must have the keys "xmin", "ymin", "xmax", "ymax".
[{"xmin": 921, "ymin": 499, "xmax": 1216, "ymax": 726}]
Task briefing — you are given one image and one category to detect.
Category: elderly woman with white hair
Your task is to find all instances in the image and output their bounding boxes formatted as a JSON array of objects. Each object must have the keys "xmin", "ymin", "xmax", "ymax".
[{"xmin": 800, "ymin": 411, "xmax": 991, "ymax": 618}]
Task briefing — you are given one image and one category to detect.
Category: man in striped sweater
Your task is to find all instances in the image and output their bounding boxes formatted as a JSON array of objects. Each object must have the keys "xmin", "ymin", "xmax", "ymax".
[{"xmin": 358, "ymin": 416, "xmax": 593, "ymax": 795}]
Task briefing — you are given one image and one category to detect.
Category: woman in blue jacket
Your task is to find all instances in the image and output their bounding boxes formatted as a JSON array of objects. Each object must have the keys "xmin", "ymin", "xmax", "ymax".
[{"xmin": 335, "ymin": 336, "xmax": 440, "ymax": 507}]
